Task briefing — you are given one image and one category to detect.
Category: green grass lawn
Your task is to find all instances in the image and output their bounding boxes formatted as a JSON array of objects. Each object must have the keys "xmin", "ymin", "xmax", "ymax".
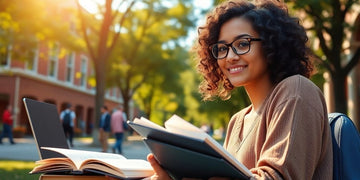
[{"xmin": 0, "ymin": 160, "xmax": 41, "ymax": 180}]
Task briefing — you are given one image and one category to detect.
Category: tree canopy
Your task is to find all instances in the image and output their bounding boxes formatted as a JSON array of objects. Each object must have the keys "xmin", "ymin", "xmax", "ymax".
[
  {"xmin": 107, "ymin": 0, "xmax": 196, "ymax": 123},
  {"xmin": 286, "ymin": 0, "xmax": 360, "ymax": 115},
  {"xmin": 0, "ymin": 0, "xmax": 78, "ymax": 63}
]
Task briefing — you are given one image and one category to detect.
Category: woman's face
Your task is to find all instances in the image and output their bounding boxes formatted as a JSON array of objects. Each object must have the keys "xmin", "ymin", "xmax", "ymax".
[{"xmin": 216, "ymin": 17, "xmax": 269, "ymax": 88}]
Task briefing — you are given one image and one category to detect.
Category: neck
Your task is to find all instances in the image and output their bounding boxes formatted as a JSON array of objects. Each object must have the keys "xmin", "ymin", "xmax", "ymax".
[{"xmin": 244, "ymin": 75, "xmax": 274, "ymax": 113}]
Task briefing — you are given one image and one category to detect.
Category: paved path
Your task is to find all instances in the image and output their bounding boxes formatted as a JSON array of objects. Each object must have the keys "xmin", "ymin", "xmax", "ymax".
[{"xmin": 0, "ymin": 136, "xmax": 150, "ymax": 161}]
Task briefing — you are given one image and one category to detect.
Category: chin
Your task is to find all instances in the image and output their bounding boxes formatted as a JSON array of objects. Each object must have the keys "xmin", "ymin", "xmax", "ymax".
[{"xmin": 230, "ymin": 82, "xmax": 245, "ymax": 87}]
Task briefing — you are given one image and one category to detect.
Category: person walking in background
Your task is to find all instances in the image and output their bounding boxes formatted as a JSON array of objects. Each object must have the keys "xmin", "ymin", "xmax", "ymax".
[
  {"xmin": 99, "ymin": 105, "xmax": 111, "ymax": 152},
  {"xmin": 79, "ymin": 118, "xmax": 86, "ymax": 137},
  {"xmin": 60, "ymin": 103, "xmax": 76, "ymax": 147},
  {"xmin": 0, "ymin": 104, "xmax": 15, "ymax": 144},
  {"xmin": 111, "ymin": 105, "xmax": 127, "ymax": 154}
]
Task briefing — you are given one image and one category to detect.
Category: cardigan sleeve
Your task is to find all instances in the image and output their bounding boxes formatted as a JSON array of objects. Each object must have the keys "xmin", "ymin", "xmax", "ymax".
[
  {"xmin": 253, "ymin": 97, "xmax": 324, "ymax": 179},
  {"xmin": 250, "ymin": 76, "xmax": 331, "ymax": 180}
]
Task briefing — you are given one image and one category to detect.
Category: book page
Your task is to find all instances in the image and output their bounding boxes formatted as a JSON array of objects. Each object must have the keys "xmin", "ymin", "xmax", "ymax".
[
  {"xmin": 81, "ymin": 158, "xmax": 153, "ymax": 178},
  {"xmin": 164, "ymin": 115, "xmax": 253, "ymax": 177},
  {"xmin": 132, "ymin": 117, "xmax": 167, "ymax": 131},
  {"xmin": 41, "ymin": 147, "xmax": 127, "ymax": 169},
  {"xmin": 203, "ymin": 138, "xmax": 253, "ymax": 177},
  {"xmin": 39, "ymin": 174, "xmax": 109, "ymax": 180},
  {"xmin": 31, "ymin": 157, "xmax": 76, "ymax": 173},
  {"xmin": 164, "ymin": 114, "xmax": 208, "ymax": 140}
]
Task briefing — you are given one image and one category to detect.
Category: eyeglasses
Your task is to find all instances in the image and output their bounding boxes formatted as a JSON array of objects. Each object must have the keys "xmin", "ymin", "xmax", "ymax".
[{"xmin": 210, "ymin": 36, "xmax": 261, "ymax": 60}]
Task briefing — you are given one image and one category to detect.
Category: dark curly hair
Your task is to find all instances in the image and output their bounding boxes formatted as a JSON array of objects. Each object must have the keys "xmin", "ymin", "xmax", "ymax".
[{"xmin": 194, "ymin": 0, "xmax": 313, "ymax": 101}]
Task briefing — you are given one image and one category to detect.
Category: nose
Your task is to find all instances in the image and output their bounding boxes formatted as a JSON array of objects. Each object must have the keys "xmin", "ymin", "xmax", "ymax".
[{"xmin": 225, "ymin": 47, "xmax": 239, "ymax": 62}]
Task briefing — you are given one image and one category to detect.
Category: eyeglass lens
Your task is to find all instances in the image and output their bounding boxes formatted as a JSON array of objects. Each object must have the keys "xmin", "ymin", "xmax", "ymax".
[{"xmin": 212, "ymin": 38, "xmax": 251, "ymax": 59}]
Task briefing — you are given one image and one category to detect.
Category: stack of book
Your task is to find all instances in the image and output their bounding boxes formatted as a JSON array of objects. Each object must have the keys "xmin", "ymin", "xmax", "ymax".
[
  {"xmin": 29, "ymin": 114, "xmax": 253, "ymax": 179},
  {"xmin": 30, "ymin": 147, "xmax": 153, "ymax": 180},
  {"xmin": 128, "ymin": 114, "xmax": 253, "ymax": 180}
]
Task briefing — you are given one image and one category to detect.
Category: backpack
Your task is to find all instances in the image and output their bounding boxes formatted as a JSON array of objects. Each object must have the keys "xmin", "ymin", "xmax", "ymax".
[
  {"xmin": 123, "ymin": 119, "xmax": 129, "ymax": 130},
  {"xmin": 121, "ymin": 112, "xmax": 128, "ymax": 131},
  {"xmin": 328, "ymin": 113, "xmax": 360, "ymax": 180},
  {"xmin": 62, "ymin": 111, "xmax": 71, "ymax": 126}
]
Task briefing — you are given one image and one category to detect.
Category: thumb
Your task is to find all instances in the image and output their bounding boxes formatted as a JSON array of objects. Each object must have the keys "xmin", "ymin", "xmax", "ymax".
[{"xmin": 147, "ymin": 153, "xmax": 172, "ymax": 180}]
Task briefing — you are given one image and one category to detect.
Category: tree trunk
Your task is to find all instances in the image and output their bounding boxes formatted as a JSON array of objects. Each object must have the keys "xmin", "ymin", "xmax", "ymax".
[
  {"xmin": 332, "ymin": 73, "xmax": 348, "ymax": 114},
  {"xmin": 92, "ymin": 58, "xmax": 107, "ymax": 146},
  {"xmin": 123, "ymin": 94, "xmax": 130, "ymax": 121}
]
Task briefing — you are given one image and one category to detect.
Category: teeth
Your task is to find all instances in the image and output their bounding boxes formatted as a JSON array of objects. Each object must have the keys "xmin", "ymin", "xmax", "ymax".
[{"xmin": 229, "ymin": 66, "xmax": 245, "ymax": 73}]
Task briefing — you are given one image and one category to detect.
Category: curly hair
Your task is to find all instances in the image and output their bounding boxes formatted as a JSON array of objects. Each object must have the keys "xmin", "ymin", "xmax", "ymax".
[{"xmin": 194, "ymin": 0, "xmax": 313, "ymax": 101}]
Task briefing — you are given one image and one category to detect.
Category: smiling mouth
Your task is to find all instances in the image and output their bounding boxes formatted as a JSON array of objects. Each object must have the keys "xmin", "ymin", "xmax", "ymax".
[{"xmin": 228, "ymin": 66, "xmax": 247, "ymax": 73}]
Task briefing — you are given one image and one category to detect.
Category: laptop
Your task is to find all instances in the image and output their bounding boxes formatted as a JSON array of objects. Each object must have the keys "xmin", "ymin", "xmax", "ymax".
[{"xmin": 23, "ymin": 98, "xmax": 69, "ymax": 159}]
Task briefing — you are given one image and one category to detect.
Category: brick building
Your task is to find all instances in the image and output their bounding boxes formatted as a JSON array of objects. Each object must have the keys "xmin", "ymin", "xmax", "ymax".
[
  {"xmin": 0, "ymin": 42, "xmax": 124, "ymax": 136},
  {"xmin": 0, "ymin": 0, "xmax": 131, "ymax": 136}
]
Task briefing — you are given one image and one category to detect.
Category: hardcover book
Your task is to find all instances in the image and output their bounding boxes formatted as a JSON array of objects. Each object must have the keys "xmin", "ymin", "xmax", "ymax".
[
  {"xmin": 30, "ymin": 147, "xmax": 154, "ymax": 179},
  {"xmin": 128, "ymin": 115, "xmax": 253, "ymax": 180},
  {"xmin": 39, "ymin": 174, "xmax": 109, "ymax": 180}
]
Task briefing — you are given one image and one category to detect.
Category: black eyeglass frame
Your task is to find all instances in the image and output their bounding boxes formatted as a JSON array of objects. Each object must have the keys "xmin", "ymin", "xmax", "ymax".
[{"xmin": 209, "ymin": 37, "xmax": 262, "ymax": 60}]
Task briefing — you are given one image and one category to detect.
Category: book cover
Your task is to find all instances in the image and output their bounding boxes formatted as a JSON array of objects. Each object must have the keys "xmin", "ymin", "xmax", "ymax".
[
  {"xmin": 128, "ymin": 115, "xmax": 253, "ymax": 179},
  {"xmin": 128, "ymin": 119, "xmax": 221, "ymax": 158},
  {"xmin": 39, "ymin": 174, "xmax": 108, "ymax": 180},
  {"xmin": 30, "ymin": 147, "xmax": 154, "ymax": 179}
]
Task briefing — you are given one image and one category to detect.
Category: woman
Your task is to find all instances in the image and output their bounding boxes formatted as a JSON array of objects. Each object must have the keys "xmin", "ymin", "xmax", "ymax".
[{"xmin": 148, "ymin": 0, "xmax": 333, "ymax": 179}]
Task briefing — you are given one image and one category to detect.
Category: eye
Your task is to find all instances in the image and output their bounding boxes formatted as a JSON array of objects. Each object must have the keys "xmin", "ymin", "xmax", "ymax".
[
  {"xmin": 217, "ymin": 45, "xmax": 228, "ymax": 53},
  {"xmin": 234, "ymin": 39, "xmax": 250, "ymax": 49}
]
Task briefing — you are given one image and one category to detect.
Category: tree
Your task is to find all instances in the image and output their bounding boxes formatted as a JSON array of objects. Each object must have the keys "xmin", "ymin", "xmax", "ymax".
[
  {"xmin": 107, "ymin": 0, "xmax": 196, "ymax": 121},
  {"xmin": 132, "ymin": 45, "xmax": 190, "ymax": 123},
  {"xmin": 287, "ymin": 0, "xmax": 360, "ymax": 114},
  {"xmin": 76, "ymin": 0, "xmax": 135, "ymax": 129},
  {"xmin": 0, "ymin": 0, "xmax": 77, "ymax": 64}
]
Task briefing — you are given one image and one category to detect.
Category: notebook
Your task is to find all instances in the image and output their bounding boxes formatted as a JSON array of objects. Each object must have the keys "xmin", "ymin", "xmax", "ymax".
[{"xmin": 23, "ymin": 98, "xmax": 69, "ymax": 159}]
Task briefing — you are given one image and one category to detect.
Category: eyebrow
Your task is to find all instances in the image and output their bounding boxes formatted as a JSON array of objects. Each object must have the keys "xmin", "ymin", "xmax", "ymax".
[{"xmin": 217, "ymin": 34, "xmax": 252, "ymax": 43}]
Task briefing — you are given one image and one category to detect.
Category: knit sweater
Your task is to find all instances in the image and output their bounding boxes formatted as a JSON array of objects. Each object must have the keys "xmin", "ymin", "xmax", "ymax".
[{"xmin": 224, "ymin": 75, "xmax": 333, "ymax": 180}]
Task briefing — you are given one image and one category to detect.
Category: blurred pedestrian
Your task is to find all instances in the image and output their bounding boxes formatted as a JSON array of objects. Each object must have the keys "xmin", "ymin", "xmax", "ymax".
[
  {"xmin": 99, "ymin": 105, "xmax": 111, "ymax": 152},
  {"xmin": 0, "ymin": 104, "xmax": 15, "ymax": 144},
  {"xmin": 111, "ymin": 105, "xmax": 127, "ymax": 154},
  {"xmin": 79, "ymin": 118, "xmax": 86, "ymax": 137},
  {"xmin": 60, "ymin": 103, "xmax": 76, "ymax": 147}
]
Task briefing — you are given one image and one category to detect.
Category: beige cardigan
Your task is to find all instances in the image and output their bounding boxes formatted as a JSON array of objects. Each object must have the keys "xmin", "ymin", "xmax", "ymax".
[{"xmin": 224, "ymin": 75, "xmax": 333, "ymax": 180}]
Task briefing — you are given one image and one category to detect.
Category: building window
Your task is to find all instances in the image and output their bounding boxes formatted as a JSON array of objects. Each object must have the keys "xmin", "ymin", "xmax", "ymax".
[
  {"xmin": 112, "ymin": 87, "xmax": 118, "ymax": 98},
  {"xmin": 48, "ymin": 43, "xmax": 59, "ymax": 78},
  {"xmin": 66, "ymin": 52, "xmax": 75, "ymax": 83},
  {"xmin": 80, "ymin": 56, "xmax": 87, "ymax": 87},
  {"xmin": 106, "ymin": 90, "xmax": 111, "ymax": 98},
  {"xmin": 25, "ymin": 48, "xmax": 38, "ymax": 72}
]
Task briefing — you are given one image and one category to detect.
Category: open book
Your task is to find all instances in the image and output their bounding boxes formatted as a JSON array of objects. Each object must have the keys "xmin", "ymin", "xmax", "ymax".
[
  {"xmin": 128, "ymin": 115, "xmax": 253, "ymax": 180},
  {"xmin": 30, "ymin": 147, "xmax": 154, "ymax": 179}
]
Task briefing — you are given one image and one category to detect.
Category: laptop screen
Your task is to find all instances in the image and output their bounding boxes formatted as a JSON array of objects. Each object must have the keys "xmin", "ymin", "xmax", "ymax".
[{"xmin": 23, "ymin": 98, "xmax": 69, "ymax": 159}]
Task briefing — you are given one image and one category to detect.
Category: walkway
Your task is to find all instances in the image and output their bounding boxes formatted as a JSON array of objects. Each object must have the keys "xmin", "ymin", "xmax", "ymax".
[{"xmin": 0, "ymin": 135, "xmax": 150, "ymax": 161}]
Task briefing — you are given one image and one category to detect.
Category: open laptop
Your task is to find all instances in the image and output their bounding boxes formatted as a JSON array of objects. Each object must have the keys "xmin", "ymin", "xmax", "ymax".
[{"xmin": 23, "ymin": 98, "xmax": 69, "ymax": 159}]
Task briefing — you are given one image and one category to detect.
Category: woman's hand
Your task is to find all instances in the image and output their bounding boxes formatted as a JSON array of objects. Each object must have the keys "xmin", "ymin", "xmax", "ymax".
[
  {"xmin": 146, "ymin": 153, "xmax": 237, "ymax": 180},
  {"xmin": 147, "ymin": 153, "xmax": 172, "ymax": 180},
  {"xmin": 106, "ymin": 154, "xmax": 236, "ymax": 180},
  {"xmin": 106, "ymin": 153, "xmax": 171, "ymax": 180}
]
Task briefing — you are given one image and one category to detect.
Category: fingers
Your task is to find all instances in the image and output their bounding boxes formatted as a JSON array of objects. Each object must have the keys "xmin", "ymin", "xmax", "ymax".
[
  {"xmin": 147, "ymin": 153, "xmax": 165, "ymax": 174},
  {"xmin": 105, "ymin": 175, "xmax": 120, "ymax": 180},
  {"xmin": 147, "ymin": 153, "xmax": 172, "ymax": 180},
  {"xmin": 146, "ymin": 154, "xmax": 232, "ymax": 180}
]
